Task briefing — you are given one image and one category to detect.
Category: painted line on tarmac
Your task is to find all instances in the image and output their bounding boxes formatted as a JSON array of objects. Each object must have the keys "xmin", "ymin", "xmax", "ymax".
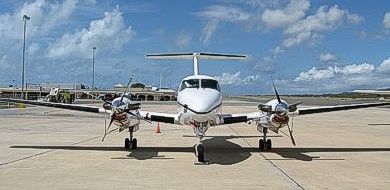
[
  {"xmin": 228, "ymin": 126, "xmax": 305, "ymax": 190},
  {"xmin": 0, "ymin": 136, "xmax": 101, "ymax": 167}
]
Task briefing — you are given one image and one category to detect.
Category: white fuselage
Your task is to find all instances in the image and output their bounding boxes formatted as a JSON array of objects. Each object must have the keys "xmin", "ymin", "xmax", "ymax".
[{"xmin": 176, "ymin": 75, "xmax": 222, "ymax": 126}]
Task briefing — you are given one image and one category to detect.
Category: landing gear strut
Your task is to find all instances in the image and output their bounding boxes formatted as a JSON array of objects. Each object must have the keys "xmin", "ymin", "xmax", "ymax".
[
  {"xmin": 193, "ymin": 122, "xmax": 209, "ymax": 164},
  {"xmin": 125, "ymin": 127, "xmax": 137, "ymax": 150},
  {"xmin": 259, "ymin": 127, "xmax": 272, "ymax": 151}
]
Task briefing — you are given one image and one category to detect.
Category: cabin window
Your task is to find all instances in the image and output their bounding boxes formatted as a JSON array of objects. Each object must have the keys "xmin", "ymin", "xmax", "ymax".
[
  {"xmin": 180, "ymin": 79, "xmax": 200, "ymax": 91},
  {"xmin": 201, "ymin": 79, "xmax": 220, "ymax": 91}
]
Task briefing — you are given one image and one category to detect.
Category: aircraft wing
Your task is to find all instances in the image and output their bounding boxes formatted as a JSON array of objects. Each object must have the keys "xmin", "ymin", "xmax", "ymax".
[
  {"xmin": 219, "ymin": 102, "xmax": 390, "ymax": 124},
  {"xmin": 139, "ymin": 111, "xmax": 180, "ymax": 124},
  {"xmin": 220, "ymin": 112, "xmax": 266, "ymax": 125},
  {"xmin": 297, "ymin": 102, "xmax": 390, "ymax": 115},
  {"xmin": 353, "ymin": 90, "xmax": 390, "ymax": 95},
  {"xmin": 0, "ymin": 98, "xmax": 107, "ymax": 114}
]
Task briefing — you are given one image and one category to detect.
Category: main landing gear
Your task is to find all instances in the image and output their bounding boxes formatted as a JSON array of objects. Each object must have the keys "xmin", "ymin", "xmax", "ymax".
[
  {"xmin": 125, "ymin": 127, "xmax": 137, "ymax": 150},
  {"xmin": 259, "ymin": 127, "xmax": 272, "ymax": 151}
]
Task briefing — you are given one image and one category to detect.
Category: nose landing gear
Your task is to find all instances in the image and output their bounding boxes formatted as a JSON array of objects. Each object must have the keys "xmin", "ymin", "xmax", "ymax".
[
  {"xmin": 258, "ymin": 127, "xmax": 272, "ymax": 151},
  {"xmin": 125, "ymin": 126, "xmax": 138, "ymax": 150},
  {"xmin": 192, "ymin": 121, "xmax": 209, "ymax": 165}
]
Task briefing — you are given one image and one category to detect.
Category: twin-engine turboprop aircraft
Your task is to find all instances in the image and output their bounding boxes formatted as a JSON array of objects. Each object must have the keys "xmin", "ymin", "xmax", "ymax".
[{"xmin": 1, "ymin": 52, "xmax": 389, "ymax": 164}]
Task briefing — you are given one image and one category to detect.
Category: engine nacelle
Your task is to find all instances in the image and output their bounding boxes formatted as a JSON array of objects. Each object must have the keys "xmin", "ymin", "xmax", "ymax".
[
  {"xmin": 270, "ymin": 114, "xmax": 289, "ymax": 126},
  {"xmin": 113, "ymin": 112, "xmax": 131, "ymax": 127}
]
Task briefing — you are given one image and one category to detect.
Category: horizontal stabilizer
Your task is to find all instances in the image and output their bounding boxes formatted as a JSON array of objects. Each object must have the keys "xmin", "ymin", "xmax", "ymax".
[{"xmin": 145, "ymin": 52, "xmax": 246, "ymax": 60}]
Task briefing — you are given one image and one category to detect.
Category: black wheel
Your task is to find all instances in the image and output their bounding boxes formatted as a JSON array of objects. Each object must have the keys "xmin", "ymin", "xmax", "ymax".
[
  {"xmin": 259, "ymin": 139, "xmax": 265, "ymax": 151},
  {"xmin": 124, "ymin": 138, "xmax": 130, "ymax": 150},
  {"xmin": 196, "ymin": 144, "xmax": 205, "ymax": 162},
  {"xmin": 266, "ymin": 139, "xmax": 272, "ymax": 150},
  {"xmin": 131, "ymin": 138, "xmax": 137, "ymax": 150}
]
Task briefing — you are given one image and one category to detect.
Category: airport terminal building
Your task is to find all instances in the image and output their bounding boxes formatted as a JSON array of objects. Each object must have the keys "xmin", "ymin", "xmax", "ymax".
[{"xmin": 0, "ymin": 82, "xmax": 176, "ymax": 101}]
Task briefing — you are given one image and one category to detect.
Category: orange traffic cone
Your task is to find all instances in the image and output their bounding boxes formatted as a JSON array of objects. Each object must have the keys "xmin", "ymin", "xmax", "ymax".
[{"xmin": 155, "ymin": 122, "xmax": 161, "ymax": 133}]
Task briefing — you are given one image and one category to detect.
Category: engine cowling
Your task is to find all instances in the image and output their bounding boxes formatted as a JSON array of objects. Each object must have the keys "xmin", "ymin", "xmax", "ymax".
[
  {"xmin": 270, "ymin": 113, "xmax": 289, "ymax": 125},
  {"xmin": 113, "ymin": 112, "xmax": 130, "ymax": 127}
]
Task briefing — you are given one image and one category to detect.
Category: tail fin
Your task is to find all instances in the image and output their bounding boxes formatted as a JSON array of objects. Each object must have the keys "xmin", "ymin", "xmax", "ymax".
[{"xmin": 145, "ymin": 52, "xmax": 246, "ymax": 75}]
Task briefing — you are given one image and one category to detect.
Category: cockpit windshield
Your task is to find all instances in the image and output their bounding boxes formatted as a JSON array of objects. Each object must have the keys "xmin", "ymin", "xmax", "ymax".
[
  {"xmin": 179, "ymin": 78, "xmax": 220, "ymax": 91},
  {"xmin": 180, "ymin": 79, "xmax": 199, "ymax": 91},
  {"xmin": 201, "ymin": 79, "xmax": 220, "ymax": 91}
]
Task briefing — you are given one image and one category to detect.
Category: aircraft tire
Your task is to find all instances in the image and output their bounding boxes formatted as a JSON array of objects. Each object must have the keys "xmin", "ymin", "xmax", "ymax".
[
  {"xmin": 266, "ymin": 139, "xmax": 272, "ymax": 150},
  {"xmin": 196, "ymin": 144, "xmax": 205, "ymax": 162},
  {"xmin": 259, "ymin": 139, "xmax": 265, "ymax": 150},
  {"xmin": 125, "ymin": 138, "xmax": 130, "ymax": 150},
  {"xmin": 131, "ymin": 138, "xmax": 138, "ymax": 150}
]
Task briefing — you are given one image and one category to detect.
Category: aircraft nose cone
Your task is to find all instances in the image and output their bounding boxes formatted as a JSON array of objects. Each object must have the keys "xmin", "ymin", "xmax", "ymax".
[
  {"xmin": 188, "ymin": 100, "xmax": 214, "ymax": 113},
  {"xmin": 179, "ymin": 89, "xmax": 221, "ymax": 113}
]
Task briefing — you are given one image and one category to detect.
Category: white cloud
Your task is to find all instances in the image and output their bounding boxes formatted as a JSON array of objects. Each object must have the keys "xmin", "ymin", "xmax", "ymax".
[
  {"xmin": 261, "ymin": 0, "xmax": 310, "ymax": 28},
  {"xmin": 334, "ymin": 63, "xmax": 374, "ymax": 75},
  {"xmin": 283, "ymin": 5, "xmax": 362, "ymax": 47},
  {"xmin": 384, "ymin": 12, "xmax": 390, "ymax": 29},
  {"xmin": 196, "ymin": 5, "xmax": 250, "ymax": 45},
  {"xmin": 176, "ymin": 31, "xmax": 192, "ymax": 49},
  {"xmin": 196, "ymin": 5, "xmax": 251, "ymax": 22},
  {"xmin": 295, "ymin": 62, "xmax": 375, "ymax": 81},
  {"xmin": 256, "ymin": 3, "xmax": 362, "ymax": 69},
  {"xmin": 377, "ymin": 57, "xmax": 390, "ymax": 73},
  {"xmin": 200, "ymin": 19, "xmax": 219, "ymax": 46},
  {"xmin": 215, "ymin": 71, "xmax": 259, "ymax": 86},
  {"xmin": 254, "ymin": 55, "xmax": 279, "ymax": 73},
  {"xmin": 295, "ymin": 67, "xmax": 335, "ymax": 81},
  {"xmin": 0, "ymin": 0, "xmax": 76, "ymax": 39},
  {"xmin": 319, "ymin": 53, "xmax": 337, "ymax": 62},
  {"xmin": 47, "ymin": 6, "xmax": 135, "ymax": 58},
  {"xmin": 347, "ymin": 13, "xmax": 363, "ymax": 24}
]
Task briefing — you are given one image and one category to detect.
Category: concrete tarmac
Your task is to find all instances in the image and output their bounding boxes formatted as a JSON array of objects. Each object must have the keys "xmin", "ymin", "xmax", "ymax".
[{"xmin": 0, "ymin": 101, "xmax": 390, "ymax": 189}]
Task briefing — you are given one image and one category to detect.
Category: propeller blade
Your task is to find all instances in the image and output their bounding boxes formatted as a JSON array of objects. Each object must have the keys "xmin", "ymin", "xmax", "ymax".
[
  {"xmin": 120, "ymin": 74, "xmax": 135, "ymax": 102},
  {"xmin": 286, "ymin": 123, "xmax": 296, "ymax": 146},
  {"xmin": 102, "ymin": 113, "xmax": 107, "ymax": 142},
  {"xmin": 108, "ymin": 114, "xmax": 115, "ymax": 128},
  {"xmin": 272, "ymin": 80, "xmax": 281, "ymax": 103},
  {"xmin": 126, "ymin": 110, "xmax": 152, "ymax": 124},
  {"xmin": 102, "ymin": 113, "xmax": 116, "ymax": 142},
  {"xmin": 291, "ymin": 113, "xmax": 294, "ymax": 133},
  {"xmin": 290, "ymin": 102, "xmax": 303, "ymax": 107}
]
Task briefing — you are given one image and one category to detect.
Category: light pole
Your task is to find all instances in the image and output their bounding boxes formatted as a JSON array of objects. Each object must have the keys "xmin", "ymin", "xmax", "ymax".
[
  {"xmin": 21, "ymin": 14, "xmax": 30, "ymax": 99},
  {"xmin": 12, "ymin": 79, "xmax": 16, "ymax": 98},
  {"xmin": 74, "ymin": 61, "xmax": 77, "ymax": 102},
  {"xmin": 91, "ymin": 46, "xmax": 96, "ymax": 99}
]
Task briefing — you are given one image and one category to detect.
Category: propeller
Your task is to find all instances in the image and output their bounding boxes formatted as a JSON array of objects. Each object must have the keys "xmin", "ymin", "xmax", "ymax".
[
  {"xmin": 101, "ymin": 75, "xmax": 135, "ymax": 141},
  {"xmin": 272, "ymin": 80, "xmax": 281, "ymax": 104},
  {"xmin": 286, "ymin": 122, "xmax": 296, "ymax": 146},
  {"xmin": 101, "ymin": 74, "xmax": 149, "ymax": 142},
  {"xmin": 120, "ymin": 74, "xmax": 135, "ymax": 103},
  {"xmin": 102, "ymin": 111, "xmax": 116, "ymax": 142},
  {"xmin": 271, "ymin": 79, "xmax": 297, "ymax": 146}
]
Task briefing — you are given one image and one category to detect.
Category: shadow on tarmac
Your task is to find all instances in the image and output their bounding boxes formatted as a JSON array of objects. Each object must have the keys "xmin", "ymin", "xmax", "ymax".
[{"xmin": 10, "ymin": 137, "xmax": 390, "ymax": 164}]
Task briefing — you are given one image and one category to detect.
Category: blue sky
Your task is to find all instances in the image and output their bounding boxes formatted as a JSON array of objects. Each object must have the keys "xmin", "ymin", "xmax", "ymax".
[{"xmin": 0, "ymin": 0, "xmax": 389, "ymax": 95}]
